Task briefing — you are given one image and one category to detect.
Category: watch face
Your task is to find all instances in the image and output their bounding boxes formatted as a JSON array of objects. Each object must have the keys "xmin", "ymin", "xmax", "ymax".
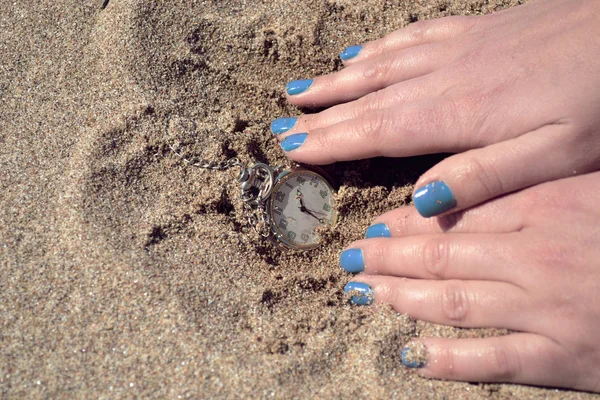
[{"xmin": 269, "ymin": 170, "xmax": 336, "ymax": 249}]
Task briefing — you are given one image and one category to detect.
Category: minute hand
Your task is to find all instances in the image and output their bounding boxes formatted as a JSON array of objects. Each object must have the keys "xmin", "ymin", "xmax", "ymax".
[
  {"xmin": 298, "ymin": 198, "xmax": 325, "ymax": 223},
  {"xmin": 303, "ymin": 207, "xmax": 324, "ymax": 223}
]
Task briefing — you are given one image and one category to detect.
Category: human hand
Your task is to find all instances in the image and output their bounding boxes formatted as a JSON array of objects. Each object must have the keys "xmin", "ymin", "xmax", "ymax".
[
  {"xmin": 273, "ymin": 0, "xmax": 600, "ymax": 217},
  {"xmin": 340, "ymin": 171, "xmax": 600, "ymax": 392}
]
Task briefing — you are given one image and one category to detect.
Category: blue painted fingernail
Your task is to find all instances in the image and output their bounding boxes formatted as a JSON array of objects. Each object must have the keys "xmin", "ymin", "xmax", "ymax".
[
  {"xmin": 344, "ymin": 282, "xmax": 374, "ymax": 305},
  {"xmin": 401, "ymin": 345, "xmax": 427, "ymax": 368},
  {"xmin": 413, "ymin": 181, "xmax": 457, "ymax": 218},
  {"xmin": 340, "ymin": 45, "xmax": 362, "ymax": 61},
  {"xmin": 286, "ymin": 79, "xmax": 313, "ymax": 95},
  {"xmin": 270, "ymin": 117, "xmax": 297, "ymax": 135},
  {"xmin": 340, "ymin": 248, "xmax": 364, "ymax": 273},
  {"xmin": 280, "ymin": 132, "xmax": 307, "ymax": 152},
  {"xmin": 365, "ymin": 223, "xmax": 391, "ymax": 239}
]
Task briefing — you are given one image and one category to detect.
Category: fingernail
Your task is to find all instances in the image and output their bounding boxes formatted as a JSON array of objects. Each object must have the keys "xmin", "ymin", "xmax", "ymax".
[
  {"xmin": 280, "ymin": 132, "xmax": 307, "ymax": 152},
  {"xmin": 344, "ymin": 282, "xmax": 374, "ymax": 305},
  {"xmin": 340, "ymin": 45, "xmax": 362, "ymax": 61},
  {"xmin": 270, "ymin": 117, "xmax": 297, "ymax": 135},
  {"xmin": 413, "ymin": 181, "xmax": 457, "ymax": 218},
  {"xmin": 286, "ymin": 79, "xmax": 313, "ymax": 95},
  {"xmin": 365, "ymin": 223, "xmax": 391, "ymax": 239},
  {"xmin": 401, "ymin": 343, "xmax": 428, "ymax": 368},
  {"xmin": 340, "ymin": 248, "xmax": 364, "ymax": 273}
]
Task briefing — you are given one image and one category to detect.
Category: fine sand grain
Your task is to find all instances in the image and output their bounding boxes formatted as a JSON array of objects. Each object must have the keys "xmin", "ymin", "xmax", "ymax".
[{"xmin": 1, "ymin": 0, "xmax": 598, "ymax": 398}]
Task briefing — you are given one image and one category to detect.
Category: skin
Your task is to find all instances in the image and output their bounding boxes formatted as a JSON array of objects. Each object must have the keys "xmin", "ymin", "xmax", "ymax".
[
  {"xmin": 278, "ymin": 0, "xmax": 600, "ymax": 216},
  {"xmin": 348, "ymin": 172, "xmax": 600, "ymax": 391},
  {"xmin": 275, "ymin": 0, "xmax": 600, "ymax": 392}
]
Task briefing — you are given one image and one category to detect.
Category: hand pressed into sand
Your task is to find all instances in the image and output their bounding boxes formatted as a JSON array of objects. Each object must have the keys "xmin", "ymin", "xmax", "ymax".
[
  {"xmin": 275, "ymin": 0, "xmax": 600, "ymax": 219},
  {"xmin": 276, "ymin": 0, "xmax": 600, "ymax": 392},
  {"xmin": 344, "ymin": 173, "xmax": 600, "ymax": 390}
]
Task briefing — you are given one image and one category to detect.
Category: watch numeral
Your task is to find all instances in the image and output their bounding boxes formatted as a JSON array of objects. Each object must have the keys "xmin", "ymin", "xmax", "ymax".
[
  {"xmin": 279, "ymin": 218, "xmax": 288, "ymax": 230},
  {"xmin": 310, "ymin": 177, "xmax": 319, "ymax": 188},
  {"xmin": 275, "ymin": 191, "xmax": 285, "ymax": 202},
  {"xmin": 319, "ymin": 189, "xmax": 328, "ymax": 199},
  {"xmin": 323, "ymin": 204, "xmax": 331, "ymax": 212},
  {"xmin": 287, "ymin": 231, "xmax": 296, "ymax": 241},
  {"xmin": 300, "ymin": 233, "xmax": 309, "ymax": 243},
  {"xmin": 297, "ymin": 176, "xmax": 306, "ymax": 184},
  {"xmin": 285, "ymin": 182, "xmax": 293, "ymax": 189},
  {"xmin": 273, "ymin": 207, "xmax": 282, "ymax": 216}
]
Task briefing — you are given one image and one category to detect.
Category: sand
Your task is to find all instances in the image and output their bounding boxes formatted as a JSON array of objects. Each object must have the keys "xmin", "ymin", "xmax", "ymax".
[{"xmin": 1, "ymin": 0, "xmax": 598, "ymax": 398}]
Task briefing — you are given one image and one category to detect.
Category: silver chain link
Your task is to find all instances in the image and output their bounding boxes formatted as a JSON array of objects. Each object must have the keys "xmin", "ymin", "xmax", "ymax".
[{"xmin": 168, "ymin": 142, "xmax": 275, "ymax": 237}]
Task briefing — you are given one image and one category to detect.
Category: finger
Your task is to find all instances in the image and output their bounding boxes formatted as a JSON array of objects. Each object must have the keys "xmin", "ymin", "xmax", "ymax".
[
  {"xmin": 285, "ymin": 42, "xmax": 451, "ymax": 108},
  {"xmin": 346, "ymin": 277, "xmax": 525, "ymax": 330},
  {"xmin": 412, "ymin": 123, "xmax": 598, "ymax": 218},
  {"xmin": 279, "ymin": 98, "xmax": 472, "ymax": 164},
  {"xmin": 405, "ymin": 334, "xmax": 578, "ymax": 389},
  {"xmin": 340, "ymin": 16, "xmax": 479, "ymax": 64},
  {"xmin": 366, "ymin": 195, "xmax": 525, "ymax": 238},
  {"xmin": 272, "ymin": 74, "xmax": 437, "ymax": 138},
  {"xmin": 340, "ymin": 234, "xmax": 517, "ymax": 284}
]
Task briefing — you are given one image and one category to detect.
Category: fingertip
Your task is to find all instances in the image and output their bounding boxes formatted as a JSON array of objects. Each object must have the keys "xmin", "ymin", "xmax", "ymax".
[
  {"xmin": 340, "ymin": 248, "xmax": 365, "ymax": 273},
  {"xmin": 280, "ymin": 132, "xmax": 308, "ymax": 152},
  {"xmin": 365, "ymin": 222, "xmax": 391, "ymax": 239},
  {"xmin": 286, "ymin": 79, "xmax": 313, "ymax": 96},
  {"xmin": 344, "ymin": 281, "xmax": 374, "ymax": 305},
  {"xmin": 340, "ymin": 45, "xmax": 363, "ymax": 61},
  {"xmin": 270, "ymin": 117, "xmax": 298, "ymax": 135},
  {"xmin": 402, "ymin": 342, "xmax": 428, "ymax": 369},
  {"xmin": 413, "ymin": 180, "xmax": 457, "ymax": 218}
]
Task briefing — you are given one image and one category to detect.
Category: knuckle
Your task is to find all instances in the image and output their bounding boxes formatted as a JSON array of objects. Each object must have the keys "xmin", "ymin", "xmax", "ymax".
[
  {"xmin": 313, "ymin": 126, "xmax": 336, "ymax": 155},
  {"xmin": 406, "ymin": 19, "xmax": 429, "ymax": 43},
  {"xmin": 422, "ymin": 236, "xmax": 451, "ymax": 279},
  {"xmin": 445, "ymin": 15, "xmax": 479, "ymax": 32},
  {"xmin": 451, "ymin": 44, "xmax": 486, "ymax": 72},
  {"xmin": 441, "ymin": 280, "xmax": 469, "ymax": 323},
  {"xmin": 358, "ymin": 89, "xmax": 388, "ymax": 114},
  {"xmin": 461, "ymin": 156, "xmax": 505, "ymax": 199},
  {"xmin": 489, "ymin": 344, "xmax": 520, "ymax": 381},
  {"xmin": 367, "ymin": 240, "xmax": 389, "ymax": 272},
  {"xmin": 436, "ymin": 346, "xmax": 459, "ymax": 379},
  {"xmin": 387, "ymin": 280, "xmax": 407, "ymax": 311},
  {"xmin": 443, "ymin": 93, "xmax": 488, "ymax": 147},
  {"xmin": 363, "ymin": 57, "xmax": 395, "ymax": 87},
  {"xmin": 426, "ymin": 99, "xmax": 462, "ymax": 143},
  {"xmin": 355, "ymin": 109, "xmax": 386, "ymax": 146}
]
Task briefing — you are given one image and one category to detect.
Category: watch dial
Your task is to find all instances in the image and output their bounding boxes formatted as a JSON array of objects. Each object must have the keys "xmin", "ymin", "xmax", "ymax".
[{"xmin": 270, "ymin": 170, "xmax": 336, "ymax": 249}]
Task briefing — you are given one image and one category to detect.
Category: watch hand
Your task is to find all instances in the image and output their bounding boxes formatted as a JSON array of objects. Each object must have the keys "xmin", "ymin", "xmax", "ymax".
[
  {"xmin": 303, "ymin": 208, "xmax": 325, "ymax": 223},
  {"xmin": 305, "ymin": 208, "xmax": 326, "ymax": 216},
  {"xmin": 296, "ymin": 189, "xmax": 326, "ymax": 223}
]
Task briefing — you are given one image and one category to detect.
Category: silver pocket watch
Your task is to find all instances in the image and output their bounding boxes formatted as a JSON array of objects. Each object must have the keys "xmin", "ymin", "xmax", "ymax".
[{"xmin": 169, "ymin": 144, "xmax": 337, "ymax": 250}]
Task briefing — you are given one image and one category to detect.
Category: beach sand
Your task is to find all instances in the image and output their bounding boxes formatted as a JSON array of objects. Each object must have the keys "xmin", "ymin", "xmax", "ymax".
[{"xmin": 1, "ymin": 0, "xmax": 597, "ymax": 398}]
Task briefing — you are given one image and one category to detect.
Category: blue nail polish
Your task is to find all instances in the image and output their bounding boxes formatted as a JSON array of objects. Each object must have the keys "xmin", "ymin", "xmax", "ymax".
[
  {"xmin": 413, "ymin": 181, "xmax": 457, "ymax": 218},
  {"xmin": 402, "ymin": 347, "xmax": 426, "ymax": 368},
  {"xmin": 286, "ymin": 79, "xmax": 313, "ymax": 95},
  {"xmin": 340, "ymin": 45, "xmax": 362, "ymax": 61},
  {"xmin": 340, "ymin": 248, "xmax": 364, "ymax": 273},
  {"xmin": 270, "ymin": 117, "xmax": 297, "ymax": 135},
  {"xmin": 280, "ymin": 132, "xmax": 307, "ymax": 152},
  {"xmin": 365, "ymin": 223, "xmax": 391, "ymax": 239},
  {"xmin": 344, "ymin": 282, "xmax": 374, "ymax": 306}
]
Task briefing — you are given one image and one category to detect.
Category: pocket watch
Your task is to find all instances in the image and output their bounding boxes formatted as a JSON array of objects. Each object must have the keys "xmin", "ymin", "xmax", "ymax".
[
  {"xmin": 268, "ymin": 167, "xmax": 337, "ymax": 250},
  {"xmin": 169, "ymin": 144, "xmax": 336, "ymax": 250}
]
